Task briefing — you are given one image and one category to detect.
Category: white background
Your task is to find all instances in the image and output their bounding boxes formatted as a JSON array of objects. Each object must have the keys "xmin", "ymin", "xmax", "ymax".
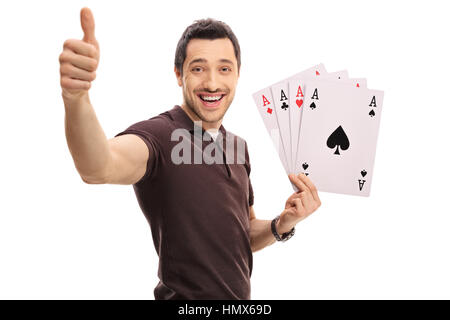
[{"xmin": 1, "ymin": 0, "xmax": 449, "ymax": 299}]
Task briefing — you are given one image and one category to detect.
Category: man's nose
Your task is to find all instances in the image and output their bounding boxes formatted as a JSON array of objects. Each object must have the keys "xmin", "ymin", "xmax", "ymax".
[{"xmin": 203, "ymin": 70, "xmax": 219, "ymax": 92}]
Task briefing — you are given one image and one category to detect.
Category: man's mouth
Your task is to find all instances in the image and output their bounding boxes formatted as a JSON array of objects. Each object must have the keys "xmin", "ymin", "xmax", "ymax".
[{"xmin": 197, "ymin": 93, "xmax": 226, "ymax": 108}]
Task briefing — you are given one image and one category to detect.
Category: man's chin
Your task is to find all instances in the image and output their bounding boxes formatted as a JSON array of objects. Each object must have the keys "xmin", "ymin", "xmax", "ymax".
[
  {"xmin": 197, "ymin": 111, "xmax": 224, "ymax": 124},
  {"xmin": 195, "ymin": 104, "xmax": 227, "ymax": 122}
]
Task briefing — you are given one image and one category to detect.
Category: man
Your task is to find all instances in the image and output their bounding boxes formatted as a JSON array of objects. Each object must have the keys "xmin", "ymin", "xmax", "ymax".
[{"xmin": 59, "ymin": 7, "xmax": 321, "ymax": 300}]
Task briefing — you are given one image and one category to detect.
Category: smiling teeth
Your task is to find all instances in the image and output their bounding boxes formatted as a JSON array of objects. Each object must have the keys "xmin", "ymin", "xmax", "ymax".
[{"xmin": 201, "ymin": 95, "xmax": 222, "ymax": 101}]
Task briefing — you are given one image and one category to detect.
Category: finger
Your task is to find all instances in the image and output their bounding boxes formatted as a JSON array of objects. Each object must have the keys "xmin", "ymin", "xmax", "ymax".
[
  {"xmin": 297, "ymin": 173, "xmax": 320, "ymax": 203},
  {"xmin": 63, "ymin": 39, "xmax": 98, "ymax": 59},
  {"xmin": 285, "ymin": 191, "xmax": 300, "ymax": 209},
  {"xmin": 59, "ymin": 50, "xmax": 98, "ymax": 72},
  {"xmin": 60, "ymin": 63, "xmax": 96, "ymax": 82},
  {"xmin": 286, "ymin": 196, "xmax": 303, "ymax": 210},
  {"xmin": 299, "ymin": 189, "xmax": 315, "ymax": 209},
  {"xmin": 288, "ymin": 173, "xmax": 309, "ymax": 193},
  {"xmin": 291, "ymin": 198, "xmax": 307, "ymax": 217},
  {"xmin": 80, "ymin": 7, "xmax": 97, "ymax": 47},
  {"xmin": 60, "ymin": 75, "xmax": 91, "ymax": 91}
]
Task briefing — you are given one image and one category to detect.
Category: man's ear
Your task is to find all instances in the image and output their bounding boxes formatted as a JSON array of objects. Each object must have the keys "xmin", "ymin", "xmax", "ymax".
[{"xmin": 174, "ymin": 66, "xmax": 182, "ymax": 87}]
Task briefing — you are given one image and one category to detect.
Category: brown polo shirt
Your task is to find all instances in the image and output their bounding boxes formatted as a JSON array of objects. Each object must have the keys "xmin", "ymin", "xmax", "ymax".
[{"xmin": 114, "ymin": 105, "xmax": 254, "ymax": 300}]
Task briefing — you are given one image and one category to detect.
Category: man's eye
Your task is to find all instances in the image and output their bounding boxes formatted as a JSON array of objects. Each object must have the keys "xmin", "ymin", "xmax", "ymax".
[
  {"xmin": 192, "ymin": 67, "xmax": 203, "ymax": 72},
  {"xmin": 221, "ymin": 67, "xmax": 231, "ymax": 72}
]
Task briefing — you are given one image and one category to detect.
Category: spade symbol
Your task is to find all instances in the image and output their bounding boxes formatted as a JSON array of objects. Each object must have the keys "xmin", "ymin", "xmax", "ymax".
[
  {"xmin": 369, "ymin": 109, "xmax": 375, "ymax": 117},
  {"xmin": 327, "ymin": 125, "xmax": 350, "ymax": 155},
  {"xmin": 281, "ymin": 102, "xmax": 289, "ymax": 110},
  {"xmin": 310, "ymin": 102, "xmax": 316, "ymax": 110},
  {"xmin": 302, "ymin": 162, "xmax": 309, "ymax": 170},
  {"xmin": 361, "ymin": 170, "xmax": 367, "ymax": 177}
]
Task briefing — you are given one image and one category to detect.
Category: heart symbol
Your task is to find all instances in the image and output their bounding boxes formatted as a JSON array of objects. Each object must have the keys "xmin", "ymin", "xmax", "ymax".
[
  {"xmin": 361, "ymin": 170, "xmax": 367, "ymax": 177},
  {"xmin": 296, "ymin": 99, "xmax": 303, "ymax": 108},
  {"xmin": 302, "ymin": 162, "xmax": 309, "ymax": 170}
]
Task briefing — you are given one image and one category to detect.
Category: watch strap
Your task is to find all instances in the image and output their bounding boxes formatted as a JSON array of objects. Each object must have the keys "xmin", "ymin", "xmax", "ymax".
[{"xmin": 271, "ymin": 215, "xmax": 295, "ymax": 242}]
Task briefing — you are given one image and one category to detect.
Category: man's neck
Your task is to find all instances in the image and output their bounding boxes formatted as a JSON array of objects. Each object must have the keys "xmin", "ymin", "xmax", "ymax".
[{"xmin": 180, "ymin": 103, "xmax": 222, "ymax": 132}]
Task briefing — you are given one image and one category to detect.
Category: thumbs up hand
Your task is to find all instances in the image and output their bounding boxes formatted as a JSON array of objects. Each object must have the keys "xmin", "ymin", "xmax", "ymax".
[{"xmin": 59, "ymin": 8, "xmax": 100, "ymax": 101}]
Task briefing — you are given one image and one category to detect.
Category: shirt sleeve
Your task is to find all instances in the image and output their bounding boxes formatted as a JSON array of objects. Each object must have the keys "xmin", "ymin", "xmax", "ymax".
[
  {"xmin": 114, "ymin": 120, "xmax": 161, "ymax": 185},
  {"xmin": 248, "ymin": 178, "xmax": 254, "ymax": 207},
  {"xmin": 244, "ymin": 140, "xmax": 254, "ymax": 207}
]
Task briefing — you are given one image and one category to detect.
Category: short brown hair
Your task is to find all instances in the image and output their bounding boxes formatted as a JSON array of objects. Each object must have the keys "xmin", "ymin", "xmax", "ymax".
[{"xmin": 174, "ymin": 18, "xmax": 241, "ymax": 75}]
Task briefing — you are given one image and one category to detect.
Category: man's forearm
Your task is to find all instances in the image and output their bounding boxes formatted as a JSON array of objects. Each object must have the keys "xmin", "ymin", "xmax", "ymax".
[
  {"xmin": 250, "ymin": 216, "xmax": 296, "ymax": 252},
  {"xmin": 64, "ymin": 94, "xmax": 111, "ymax": 182}
]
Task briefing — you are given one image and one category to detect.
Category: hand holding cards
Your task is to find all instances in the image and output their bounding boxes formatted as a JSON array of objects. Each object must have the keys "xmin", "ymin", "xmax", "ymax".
[{"xmin": 252, "ymin": 64, "xmax": 384, "ymax": 197}]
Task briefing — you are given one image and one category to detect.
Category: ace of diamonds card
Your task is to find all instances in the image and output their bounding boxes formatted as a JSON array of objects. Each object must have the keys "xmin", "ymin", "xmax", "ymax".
[{"xmin": 297, "ymin": 79, "xmax": 384, "ymax": 197}]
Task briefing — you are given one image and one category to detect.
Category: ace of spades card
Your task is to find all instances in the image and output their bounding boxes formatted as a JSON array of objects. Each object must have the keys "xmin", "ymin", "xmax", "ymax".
[
  {"xmin": 297, "ymin": 79, "xmax": 384, "ymax": 197},
  {"xmin": 291, "ymin": 70, "xmax": 352, "ymax": 176}
]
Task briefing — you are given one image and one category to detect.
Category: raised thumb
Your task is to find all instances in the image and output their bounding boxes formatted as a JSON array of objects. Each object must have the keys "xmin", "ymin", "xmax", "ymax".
[{"xmin": 80, "ymin": 7, "xmax": 97, "ymax": 46}]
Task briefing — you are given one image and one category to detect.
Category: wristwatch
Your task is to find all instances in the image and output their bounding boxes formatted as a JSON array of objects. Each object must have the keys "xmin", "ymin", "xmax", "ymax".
[{"xmin": 271, "ymin": 215, "xmax": 295, "ymax": 242}]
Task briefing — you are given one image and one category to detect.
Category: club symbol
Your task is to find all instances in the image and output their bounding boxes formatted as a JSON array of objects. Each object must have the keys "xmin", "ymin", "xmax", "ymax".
[
  {"xmin": 281, "ymin": 102, "xmax": 289, "ymax": 111},
  {"xmin": 309, "ymin": 102, "xmax": 316, "ymax": 110},
  {"xmin": 361, "ymin": 170, "xmax": 367, "ymax": 177},
  {"xmin": 302, "ymin": 163, "xmax": 309, "ymax": 170},
  {"xmin": 369, "ymin": 109, "xmax": 375, "ymax": 117}
]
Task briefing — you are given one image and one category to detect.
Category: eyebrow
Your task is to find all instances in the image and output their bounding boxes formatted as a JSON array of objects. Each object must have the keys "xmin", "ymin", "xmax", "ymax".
[{"xmin": 188, "ymin": 58, "xmax": 235, "ymax": 67}]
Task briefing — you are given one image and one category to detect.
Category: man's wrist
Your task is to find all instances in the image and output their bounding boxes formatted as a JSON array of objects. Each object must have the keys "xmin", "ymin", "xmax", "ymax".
[
  {"xmin": 276, "ymin": 218, "xmax": 296, "ymax": 235},
  {"xmin": 63, "ymin": 91, "xmax": 90, "ymax": 111},
  {"xmin": 272, "ymin": 215, "xmax": 296, "ymax": 242}
]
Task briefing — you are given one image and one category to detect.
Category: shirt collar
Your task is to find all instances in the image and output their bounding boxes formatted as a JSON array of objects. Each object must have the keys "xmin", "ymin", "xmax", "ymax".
[{"xmin": 169, "ymin": 105, "xmax": 227, "ymax": 137}]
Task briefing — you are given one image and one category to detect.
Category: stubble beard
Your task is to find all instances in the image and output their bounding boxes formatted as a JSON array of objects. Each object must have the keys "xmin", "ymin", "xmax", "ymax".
[{"xmin": 183, "ymin": 89, "xmax": 233, "ymax": 125}]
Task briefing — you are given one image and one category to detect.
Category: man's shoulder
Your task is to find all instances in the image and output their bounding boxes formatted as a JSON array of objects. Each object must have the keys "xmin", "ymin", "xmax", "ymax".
[
  {"xmin": 135, "ymin": 109, "xmax": 173, "ymax": 128},
  {"xmin": 115, "ymin": 108, "xmax": 175, "ymax": 142}
]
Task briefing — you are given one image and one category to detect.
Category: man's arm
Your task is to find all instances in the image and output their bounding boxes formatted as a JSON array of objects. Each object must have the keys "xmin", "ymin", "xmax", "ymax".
[
  {"xmin": 61, "ymin": 8, "xmax": 150, "ymax": 185},
  {"xmin": 249, "ymin": 174, "xmax": 322, "ymax": 252},
  {"xmin": 249, "ymin": 206, "xmax": 276, "ymax": 252},
  {"xmin": 249, "ymin": 206, "xmax": 295, "ymax": 252}
]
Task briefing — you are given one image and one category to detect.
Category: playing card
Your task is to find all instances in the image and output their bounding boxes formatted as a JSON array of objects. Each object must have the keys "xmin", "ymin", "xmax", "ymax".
[
  {"xmin": 349, "ymin": 78, "xmax": 367, "ymax": 88},
  {"xmin": 318, "ymin": 70, "xmax": 349, "ymax": 81},
  {"xmin": 270, "ymin": 64, "xmax": 327, "ymax": 173},
  {"xmin": 296, "ymin": 79, "xmax": 384, "ymax": 196},
  {"xmin": 289, "ymin": 70, "xmax": 350, "ymax": 174},
  {"xmin": 252, "ymin": 87, "xmax": 291, "ymax": 174}
]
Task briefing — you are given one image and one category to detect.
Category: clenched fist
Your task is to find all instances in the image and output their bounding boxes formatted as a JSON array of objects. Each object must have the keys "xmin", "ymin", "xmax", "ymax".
[
  {"xmin": 276, "ymin": 173, "xmax": 322, "ymax": 234},
  {"xmin": 59, "ymin": 8, "xmax": 100, "ymax": 101}
]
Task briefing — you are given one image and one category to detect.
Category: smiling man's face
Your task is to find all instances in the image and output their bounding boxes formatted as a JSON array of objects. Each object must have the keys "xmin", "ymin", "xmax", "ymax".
[{"xmin": 175, "ymin": 38, "xmax": 239, "ymax": 129}]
